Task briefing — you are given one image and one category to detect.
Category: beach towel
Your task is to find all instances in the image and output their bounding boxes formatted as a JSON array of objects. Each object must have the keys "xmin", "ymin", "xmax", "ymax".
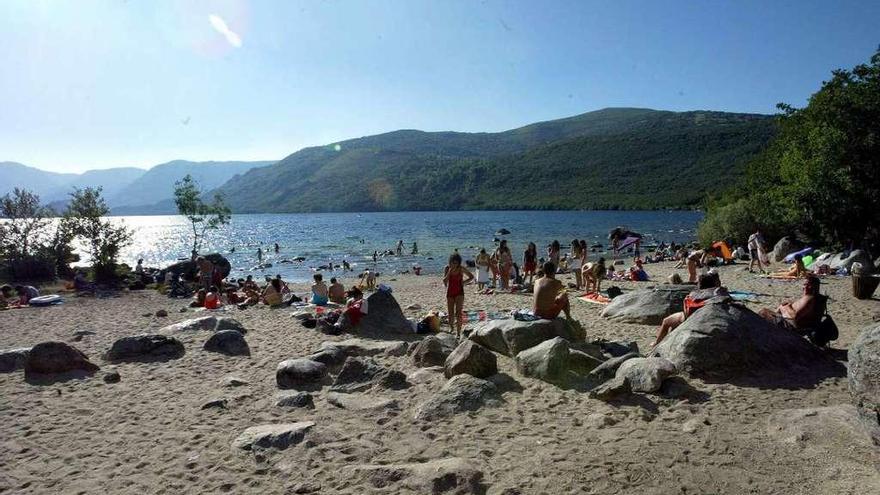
[{"xmin": 578, "ymin": 292, "xmax": 610, "ymax": 305}]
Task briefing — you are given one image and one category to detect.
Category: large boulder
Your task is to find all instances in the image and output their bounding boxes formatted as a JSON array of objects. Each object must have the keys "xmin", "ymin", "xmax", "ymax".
[
  {"xmin": 515, "ymin": 337, "xmax": 570, "ymax": 384},
  {"xmin": 468, "ymin": 318, "xmax": 580, "ymax": 357},
  {"xmin": 411, "ymin": 335, "xmax": 454, "ymax": 368},
  {"xmin": 444, "ymin": 340, "xmax": 498, "ymax": 379},
  {"xmin": 330, "ymin": 357, "xmax": 408, "ymax": 393},
  {"xmin": 320, "ymin": 338, "xmax": 408, "ymax": 357},
  {"xmin": 0, "ymin": 347, "xmax": 31, "ymax": 373},
  {"xmin": 215, "ymin": 317, "xmax": 248, "ymax": 334},
  {"xmin": 828, "ymin": 250, "xmax": 874, "ymax": 273},
  {"xmin": 24, "ymin": 342, "xmax": 99, "ymax": 375},
  {"xmin": 276, "ymin": 358, "xmax": 328, "ymax": 389},
  {"xmin": 161, "ymin": 253, "xmax": 231, "ymax": 282},
  {"xmin": 848, "ymin": 323, "xmax": 880, "ymax": 442},
  {"xmin": 599, "ymin": 286, "xmax": 691, "ymax": 325},
  {"xmin": 414, "ymin": 374, "xmax": 500, "ymax": 421},
  {"xmin": 586, "ymin": 352, "xmax": 639, "ymax": 384},
  {"xmin": 615, "ymin": 357, "xmax": 677, "ymax": 393},
  {"xmin": 106, "ymin": 334, "xmax": 185, "ymax": 362},
  {"xmin": 357, "ymin": 291, "xmax": 412, "ymax": 335},
  {"xmin": 232, "ymin": 422, "xmax": 314, "ymax": 451},
  {"xmin": 772, "ymin": 236, "xmax": 804, "ymax": 262},
  {"xmin": 203, "ymin": 330, "xmax": 250, "ymax": 356},
  {"xmin": 346, "ymin": 458, "xmax": 485, "ymax": 494},
  {"xmin": 307, "ymin": 346, "xmax": 348, "ymax": 367},
  {"xmin": 651, "ymin": 300, "xmax": 825, "ymax": 378}
]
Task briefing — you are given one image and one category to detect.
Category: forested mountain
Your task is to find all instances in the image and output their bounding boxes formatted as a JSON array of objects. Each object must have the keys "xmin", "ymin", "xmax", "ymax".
[{"xmin": 220, "ymin": 108, "xmax": 776, "ymax": 212}]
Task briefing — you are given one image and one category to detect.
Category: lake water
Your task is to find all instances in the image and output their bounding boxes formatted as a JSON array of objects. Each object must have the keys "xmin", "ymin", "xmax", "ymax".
[{"xmin": 116, "ymin": 210, "xmax": 703, "ymax": 282}]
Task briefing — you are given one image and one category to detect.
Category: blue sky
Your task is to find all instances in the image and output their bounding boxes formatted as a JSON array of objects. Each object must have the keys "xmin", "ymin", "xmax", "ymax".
[{"xmin": 1, "ymin": 0, "xmax": 877, "ymax": 173}]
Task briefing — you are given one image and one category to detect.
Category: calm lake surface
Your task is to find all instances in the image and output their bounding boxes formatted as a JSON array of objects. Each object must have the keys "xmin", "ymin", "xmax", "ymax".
[{"xmin": 116, "ymin": 210, "xmax": 704, "ymax": 282}]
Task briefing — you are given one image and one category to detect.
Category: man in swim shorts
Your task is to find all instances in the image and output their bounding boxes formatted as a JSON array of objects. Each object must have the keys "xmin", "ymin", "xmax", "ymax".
[{"xmin": 533, "ymin": 262, "xmax": 571, "ymax": 319}]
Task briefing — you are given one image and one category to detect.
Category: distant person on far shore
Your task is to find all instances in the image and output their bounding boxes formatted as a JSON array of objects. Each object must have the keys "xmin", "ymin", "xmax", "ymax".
[
  {"xmin": 443, "ymin": 253, "xmax": 474, "ymax": 338},
  {"xmin": 523, "ymin": 242, "xmax": 538, "ymax": 285},
  {"xmin": 533, "ymin": 262, "xmax": 571, "ymax": 320},
  {"xmin": 329, "ymin": 277, "xmax": 346, "ymax": 304}
]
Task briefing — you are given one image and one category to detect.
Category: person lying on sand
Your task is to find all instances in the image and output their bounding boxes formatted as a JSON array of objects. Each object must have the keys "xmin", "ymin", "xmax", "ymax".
[
  {"xmin": 328, "ymin": 277, "xmax": 346, "ymax": 304},
  {"xmin": 651, "ymin": 273, "xmax": 728, "ymax": 348},
  {"xmin": 770, "ymin": 254, "xmax": 808, "ymax": 278},
  {"xmin": 533, "ymin": 262, "xmax": 571, "ymax": 319},
  {"xmin": 759, "ymin": 276, "xmax": 825, "ymax": 332}
]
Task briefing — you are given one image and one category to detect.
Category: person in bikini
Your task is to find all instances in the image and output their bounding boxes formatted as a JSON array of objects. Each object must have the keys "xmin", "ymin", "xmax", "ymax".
[
  {"xmin": 533, "ymin": 262, "xmax": 571, "ymax": 319},
  {"xmin": 443, "ymin": 253, "xmax": 474, "ymax": 338},
  {"xmin": 523, "ymin": 242, "xmax": 538, "ymax": 285}
]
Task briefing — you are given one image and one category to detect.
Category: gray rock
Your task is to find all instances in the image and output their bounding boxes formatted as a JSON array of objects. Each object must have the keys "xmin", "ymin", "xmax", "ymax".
[
  {"xmin": 307, "ymin": 346, "xmax": 347, "ymax": 367},
  {"xmin": 383, "ymin": 341, "xmax": 409, "ymax": 356},
  {"xmin": 223, "ymin": 376, "xmax": 249, "ymax": 387},
  {"xmin": 444, "ymin": 340, "xmax": 498, "ymax": 379},
  {"xmin": 415, "ymin": 374, "xmax": 500, "ymax": 421},
  {"xmin": 772, "ymin": 236, "xmax": 804, "ymax": 262},
  {"xmin": 346, "ymin": 458, "xmax": 485, "ymax": 494},
  {"xmin": 615, "ymin": 357, "xmax": 677, "ymax": 393},
  {"xmin": 320, "ymin": 338, "xmax": 408, "ymax": 357},
  {"xmin": 515, "ymin": 337, "xmax": 570, "ymax": 384},
  {"xmin": 203, "ymin": 330, "xmax": 250, "ymax": 356},
  {"xmin": 357, "ymin": 290, "xmax": 413, "ymax": 335},
  {"xmin": 24, "ymin": 341, "xmax": 99, "ymax": 375},
  {"xmin": 599, "ymin": 286, "xmax": 691, "ymax": 325},
  {"xmin": 330, "ymin": 357, "xmax": 408, "ymax": 393},
  {"xmin": 651, "ymin": 300, "xmax": 825, "ymax": 377},
  {"xmin": 215, "ymin": 317, "xmax": 247, "ymax": 334},
  {"xmin": 102, "ymin": 370, "xmax": 121, "ymax": 383},
  {"xmin": 586, "ymin": 352, "xmax": 638, "ymax": 384},
  {"xmin": 161, "ymin": 253, "xmax": 231, "ymax": 281},
  {"xmin": 276, "ymin": 358, "xmax": 328, "ymax": 389},
  {"xmin": 411, "ymin": 335, "xmax": 452, "ymax": 367},
  {"xmin": 468, "ymin": 318, "xmax": 579, "ymax": 357},
  {"xmin": 106, "ymin": 334, "xmax": 185, "ymax": 362},
  {"xmin": 0, "ymin": 347, "xmax": 31, "ymax": 373},
  {"xmin": 568, "ymin": 349, "xmax": 604, "ymax": 375},
  {"xmin": 275, "ymin": 391, "xmax": 314, "ymax": 409},
  {"xmin": 767, "ymin": 405, "xmax": 877, "ymax": 453},
  {"xmin": 589, "ymin": 375, "xmax": 631, "ymax": 400},
  {"xmin": 326, "ymin": 392, "xmax": 399, "ymax": 411},
  {"xmin": 408, "ymin": 367, "xmax": 444, "ymax": 384},
  {"xmin": 232, "ymin": 422, "xmax": 315, "ymax": 451},
  {"xmin": 828, "ymin": 249, "xmax": 874, "ymax": 273},
  {"xmin": 160, "ymin": 315, "xmax": 218, "ymax": 333},
  {"xmin": 848, "ymin": 322, "xmax": 880, "ymax": 442}
]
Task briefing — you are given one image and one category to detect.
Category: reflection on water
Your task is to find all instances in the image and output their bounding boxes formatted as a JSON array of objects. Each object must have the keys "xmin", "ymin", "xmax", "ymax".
[{"xmin": 111, "ymin": 211, "xmax": 703, "ymax": 282}]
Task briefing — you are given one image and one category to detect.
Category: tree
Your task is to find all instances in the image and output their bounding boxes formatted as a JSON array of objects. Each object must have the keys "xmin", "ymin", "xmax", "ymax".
[
  {"xmin": 174, "ymin": 174, "xmax": 231, "ymax": 253},
  {"xmin": 699, "ymin": 49, "xmax": 880, "ymax": 251},
  {"xmin": 62, "ymin": 187, "xmax": 132, "ymax": 282},
  {"xmin": 0, "ymin": 188, "xmax": 54, "ymax": 259}
]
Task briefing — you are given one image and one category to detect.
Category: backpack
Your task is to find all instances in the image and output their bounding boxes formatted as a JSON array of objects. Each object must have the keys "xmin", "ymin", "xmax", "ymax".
[
  {"xmin": 606, "ymin": 286, "xmax": 623, "ymax": 299},
  {"xmin": 803, "ymin": 294, "xmax": 838, "ymax": 347}
]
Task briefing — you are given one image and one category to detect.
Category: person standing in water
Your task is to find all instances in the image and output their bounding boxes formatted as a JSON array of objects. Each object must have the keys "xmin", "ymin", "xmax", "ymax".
[
  {"xmin": 443, "ymin": 253, "xmax": 474, "ymax": 339},
  {"xmin": 396, "ymin": 240, "xmax": 404, "ymax": 256},
  {"xmin": 523, "ymin": 242, "xmax": 538, "ymax": 285},
  {"xmin": 475, "ymin": 248, "xmax": 491, "ymax": 291},
  {"xmin": 274, "ymin": 243, "xmax": 280, "ymax": 253},
  {"xmin": 412, "ymin": 242, "xmax": 418, "ymax": 255},
  {"xmin": 257, "ymin": 247, "xmax": 263, "ymax": 264}
]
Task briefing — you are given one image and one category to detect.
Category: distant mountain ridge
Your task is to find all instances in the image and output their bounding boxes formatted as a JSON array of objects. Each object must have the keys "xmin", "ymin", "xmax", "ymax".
[
  {"xmin": 219, "ymin": 108, "xmax": 776, "ymax": 212},
  {"xmin": 0, "ymin": 160, "xmax": 273, "ymax": 212}
]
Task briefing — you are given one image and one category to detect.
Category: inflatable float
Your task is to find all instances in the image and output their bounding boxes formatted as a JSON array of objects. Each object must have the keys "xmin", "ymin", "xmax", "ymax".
[
  {"xmin": 28, "ymin": 295, "xmax": 63, "ymax": 306},
  {"xmin": 783, "ymin": 247, "xmax": 813, "ymax": 263}
]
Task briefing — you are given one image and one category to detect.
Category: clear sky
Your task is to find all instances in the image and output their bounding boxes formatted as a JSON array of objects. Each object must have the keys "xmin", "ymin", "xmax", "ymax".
[{"xmin": 1, "ymin": 0, "xmax": 878, "ymax": 173}]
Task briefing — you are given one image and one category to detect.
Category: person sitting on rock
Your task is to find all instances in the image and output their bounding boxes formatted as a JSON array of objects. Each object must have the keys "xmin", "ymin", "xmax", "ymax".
[
  {"xmin": 533, "ymin": 261, "xmax": 571, "ymax": 320},
  {"xmin": 311, "ymin": 273, "xmax": 329, "ymax": 306},
  {"xmin": 759, "ymin": 276, "xmax": 826, "ymax": 333},
  {"xmin": 328, "ymin": 277, "xmax": 346, "ymax": 304},
  {"xmin": 318, "ymin": 287, "xmax": 368, "ymax": 334},
  {"xmin": 770, "ymin": 254, "xmax": 809, "ymax": 278},
  {"xmin": 195, "ymin": 256, "xmax": 214, "ymax": 291},
  {"xmin": 651, "ymin": 273, "xmax": 729, "ymax": 348}
]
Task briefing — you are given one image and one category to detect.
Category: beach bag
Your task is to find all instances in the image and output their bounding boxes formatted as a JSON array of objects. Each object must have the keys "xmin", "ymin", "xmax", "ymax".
[{"xmin": 806, "ymin": 314, "xmax": 838, "ymax": 347}]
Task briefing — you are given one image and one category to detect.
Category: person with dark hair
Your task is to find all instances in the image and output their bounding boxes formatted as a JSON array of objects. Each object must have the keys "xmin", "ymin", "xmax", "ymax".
[
  {"xmin": 523, "ymin": 242, "xmax": 538, "ymax": 285},
  {"xmin": 771, "ymin": 254, "xmax": 808, "ymax": 278},
  {"xmin": 329, "ymin": 277, "xmax": 346, "ymax": 304},
  {"xmin": 261, "ymin": 277, "xmax": 283, "ymax": 306},
  {"xmin": 196, "ymin": 256, "xmax": 214, "ymax": 291},
  {"xmin": 1, "ymin": 284, "xmax": 14, "ymax": 309},
  {"xmin": 319, "ymin": 287, "xmax": 368, "ymax": 334},
  {"xmin": 569, "ymin": 239, "xmax": 583, "ymax": 289},
  {"xmin": 495, "ymin": 240, "xmax": 513, "ymax": 290},
  {"xmin": 443, "ymin": 252, "xmax": 474, "ymax": 338},
  {"xmin": 311, "ymin": 273, "xmax": 329, "ymax": 305},
  {"xmin": 475, "ymin": 248, "xmax": 491, "ymax": 291},
  {"xmin": 548, "ymin": 240, "xmax": 561, "ymax": 269},
  {"xmin": 533, "ymin": 261, "xmax": 571, "ymax": 319},
  {"xmin": 651, "ymin": 272, "xmax": 728, "ymax": 347},
  {"xmin": 205, "ymin": 285, "xmax": 222, "ymax": 309},
  {"xmin": 760, "ymin": 276, "xmax": 826, "ymax": 331},
  {"xmin": 747, "ymin": 229, "xmax": 767, "ymax": 273}
]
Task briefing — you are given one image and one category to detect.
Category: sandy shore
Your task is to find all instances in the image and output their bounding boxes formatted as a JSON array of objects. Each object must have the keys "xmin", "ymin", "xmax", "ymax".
[{"xmin": 1, "ymin": 260, "xmax": 878, "ymax": 494}]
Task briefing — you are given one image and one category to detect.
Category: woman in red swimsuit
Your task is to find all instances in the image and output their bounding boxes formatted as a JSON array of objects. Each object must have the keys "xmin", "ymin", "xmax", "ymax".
[{"xmin": 443, "ymin": 253, "xmax": 474, "ymax": 338}]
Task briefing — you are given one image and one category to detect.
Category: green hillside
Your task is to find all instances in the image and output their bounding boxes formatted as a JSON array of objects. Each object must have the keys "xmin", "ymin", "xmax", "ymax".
[{"xmin": 220, "ymin": 108, "xmax": 776, "ymax": 212}]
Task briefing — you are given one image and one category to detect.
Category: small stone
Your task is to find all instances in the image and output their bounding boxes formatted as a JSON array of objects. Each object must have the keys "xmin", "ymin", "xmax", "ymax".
[
  {"xmin": 156, "ymin": 309, "xmax": 169, "ymax": 317},
  {"xmin": 179, "ymin": 307, "xmax": 188, "ymax": 313},
  {"xmin": 103, "ymin": 370, "xmax": 121, "ymax": 383},
  {"xmin": 201, "ymin": 398, "xmax": 228, "ymax": 410},
  {"xmin": 223, "ymin": 376, "xmax": 250, "ymax": 387}
]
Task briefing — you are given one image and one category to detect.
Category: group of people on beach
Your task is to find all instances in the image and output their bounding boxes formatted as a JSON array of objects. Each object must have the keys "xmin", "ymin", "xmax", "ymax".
[{"xmin": 0, "ymin": 284, "xmax": 40, "ymax": 309}]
